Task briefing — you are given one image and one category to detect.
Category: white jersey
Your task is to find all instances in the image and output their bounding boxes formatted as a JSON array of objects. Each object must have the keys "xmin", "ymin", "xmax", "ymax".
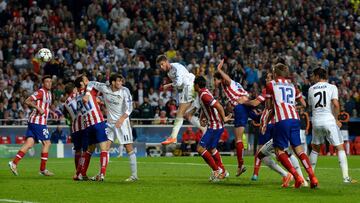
[
  {"xmin": 89, "ymin": 81, "xmax": 133, "ymax": 124},
  {"xmin": 168, "ymin": 63, "xmax": 195, "ymax": 89},
  {"xmin": 308, "ymin": 81, "xmax": 338, "ymax": 126}
]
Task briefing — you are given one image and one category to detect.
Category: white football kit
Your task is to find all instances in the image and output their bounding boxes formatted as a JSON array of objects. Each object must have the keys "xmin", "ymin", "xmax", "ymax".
[
  {"xmin": 308, "ymin": 82, "xmax": 343, "ymax": 146},
  {"xmin": 88, "ymin": 81, "xmax": 134, "ymax": 144},
  {"xmin": 168, "ymin": 63, "xmax": 196, "ymax": 103}
]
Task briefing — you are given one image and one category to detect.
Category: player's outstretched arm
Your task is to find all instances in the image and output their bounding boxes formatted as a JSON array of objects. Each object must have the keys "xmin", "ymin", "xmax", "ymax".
[
  {"xmin": 214, "ymin": 101, "xmax": 231, "ymax": 123},
  {"xmin": 216, "ymin": 59, "xmax": 232, "ymax": 85}
]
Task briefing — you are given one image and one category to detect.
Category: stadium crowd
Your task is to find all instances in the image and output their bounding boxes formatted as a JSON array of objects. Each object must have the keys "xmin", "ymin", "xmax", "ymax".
[{"xmin": 0, "ymin": 0, "xmax": 359, "ymax": 125}]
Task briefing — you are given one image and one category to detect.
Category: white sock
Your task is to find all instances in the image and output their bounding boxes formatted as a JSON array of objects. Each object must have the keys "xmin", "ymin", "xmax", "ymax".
[
  {"xmin": 289, "ymin": 154, "xmax": 305, "ymax": 179},
  {"xmin": 170, "ymin": 117, "xmax": 184, "ymax": 139},
  {"xmin": 338, "ymin": 150, "xmax": 349, "ymax": 179},
  {"xmin": 309, "ymin": 150, "xmax": 318, "ymax": 172},
  {"xmin": 128, "ymin": 151, "xmax": 137, "ymax": 178},
  {"xmin": 119, "ymin": 145, "xmax": 124, "ymax": 157},
  {"xmin": 345, "ymin": 142, "xmax": 350, "ymax": 155},
  {"xmin": 302, "ymin": 143, "xmax": 308, "ymax": 155},
  {"xmin": 189, "ymin": 116, "xmax": 206, "ymax": 133},
  {"xmin": 262, "ymin": 156, "xmax": 288, "ymax": 177}
]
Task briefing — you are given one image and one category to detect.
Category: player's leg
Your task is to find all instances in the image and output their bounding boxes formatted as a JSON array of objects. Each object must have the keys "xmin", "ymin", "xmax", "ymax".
[
  {"xmin": 124, "ymin": 144, "xmax": 138, "ymax": 182},
  {"xmin": 288, "ymin": 151, "xmax": 308, "ymax": 187},
  {"xmin": 233, "ymin": 104, "xmax": 248, "ymax": 177},
  {"xmin": 209, "ymin": 128, "xmax": 228, "ymax": 178},
  {"xmin": 9, "ymin": 136, "xmax": 35, "ymax": 176},
  {"xmin": 330, "ymin": 126, "xmax": 356, "ymax": 183},
  {"xmin": 251, "ymin": 145, "xmax": 262, "ymax": 180},
  {"xmin": 197, "ymin": 129, "xmax": 220, "ymax": 181},
  {"xmin": 184, "ymin": 106, "xmax": 206, "ymax": 133},
  {"xmin": 290, "ymin": 120, "xmax": 317, "ymax": 188},
  {"xmin": 162, "ymin": 102, "xmax": 192, "ymax": 145},
  {"xmin": 300, "ymin": 130, "xmax": 308, "ymax": 155},
  {"xmin": 71, "ymin": 131, "xmax": 82, "ymax": 171},
  {"xmin": 39, "ymin": 140, "xmax": 54, "ymax": 176},
  {"xmin": 341, "ymin": 130, "xmax": 350, "ymax": 155}
]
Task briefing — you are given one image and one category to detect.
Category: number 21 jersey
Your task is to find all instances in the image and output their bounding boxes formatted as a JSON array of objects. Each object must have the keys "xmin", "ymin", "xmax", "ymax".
[{"xmin": 308, "ymin": 82, "xmax": 338, "ymax": 126}]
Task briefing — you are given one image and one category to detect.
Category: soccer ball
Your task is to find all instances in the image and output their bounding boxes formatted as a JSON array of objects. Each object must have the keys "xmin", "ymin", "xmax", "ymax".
[{"xmin": 37, "ymin": 48, "xmax": 53, "ymax": 62}]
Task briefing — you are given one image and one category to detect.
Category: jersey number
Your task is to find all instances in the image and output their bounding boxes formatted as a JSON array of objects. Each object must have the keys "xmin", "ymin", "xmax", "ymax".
[
  {"xmin": 314, "ymin": 91, "xmax": 327, "ymax": 108},
  {"xmin": 279, "ymin": 87, "xmax": 294, "ymax": 104},
  {"xmin": 77, "ymin": 101, "xmax": 93, "ymax": 114}
]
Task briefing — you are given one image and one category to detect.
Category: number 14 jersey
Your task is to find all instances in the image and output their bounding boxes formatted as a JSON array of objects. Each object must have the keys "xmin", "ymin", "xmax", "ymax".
[{"xmin": 308, "ymin": 81, "xmax": 338, "ymax": 126}]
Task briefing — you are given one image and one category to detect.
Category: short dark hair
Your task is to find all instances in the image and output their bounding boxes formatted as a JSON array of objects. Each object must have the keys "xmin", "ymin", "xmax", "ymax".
[
  {"xmin": 110, "ymin": 74, "xmax": 124, "ymax": 84},
  {"xmin": 214, "ymin": 72, "xmax": 222, "ymax": 79},
  {"xmin": 41, "ymin": 75, "xmax": 52, "ymax": 83},
  {"xmin": 64, "ymin": 83, "xmax": 75, "ymax": 94},
  {"xmin": 313, "ymin": 68, "xmax": 327, "ymax": 79},
  {"xmin": 273, "ymin": 63, "xmax": 289, "ymax": 78},
  {"xmin": 156, "ymin": 54, "xmax": 167, "ymax": 64},
  {"xmin": 74, "ymin": 75, "xmax": 83, "ymax": 88},
  {"xmin": 194, "ymin": 76, "xmax": 207, "ymax": 88}
]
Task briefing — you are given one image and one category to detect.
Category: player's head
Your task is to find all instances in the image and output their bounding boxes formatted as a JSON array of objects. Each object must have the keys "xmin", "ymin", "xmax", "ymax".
[
  {"xmin": 74, "ymin": 75, "xmax": 86, "ymax": 89},
  {"xmin": 110, "ymin": 73, "xmax": 124, "ymax": 90},
  {"xmin": 265, "ymin": 72, "xmax": 273, "ymax": 83},
  {"xmin": 272, "ymin": 63, "xmax": 289, "ymax": 79},
  {"xmin": 313, "ymin": 68, "xmax": 327, "ymax": 82},
  {"xmin": 194, "ymin": 76, "xmax": 207, "ymax": 92},
  {"xmin": 213, "ymin": 72, "xmax": 224, "ymax": 87},
  {"xmin": 41, "ymin": 75, "xmax": 52, "ymax": 90},
  {"xmin": 156, "ymin": 55, "xmax": 171, "ymax": 71},
  {"xmin": 65, "ymin": 83, "xmax": 76, "ymax": 95}
]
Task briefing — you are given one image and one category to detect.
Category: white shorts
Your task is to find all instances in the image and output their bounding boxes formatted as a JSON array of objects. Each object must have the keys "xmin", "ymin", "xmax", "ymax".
[
  {"xmin": 312, "ymin": 124, "xmax": 343, "ymax": 146},
  {"xmin": 179, "ymin": 84, "xmax": 195, "ymax": 104},
  {"xmin": 105, "ymin": 118, "xmax": 133, "ymax": 144},
  {"xmin": 300, "ymin": 130, "xmax": 306, "ymax": 143},
  {"xmin": 341, "ymin": 130, "xmax": 349, "ymax": 141}
]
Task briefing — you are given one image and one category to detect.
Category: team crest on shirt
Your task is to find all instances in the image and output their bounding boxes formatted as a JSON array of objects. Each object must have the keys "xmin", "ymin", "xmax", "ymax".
[{"xmin": 34, "ymin": 92, "xmax": 38, "ymax": 96}]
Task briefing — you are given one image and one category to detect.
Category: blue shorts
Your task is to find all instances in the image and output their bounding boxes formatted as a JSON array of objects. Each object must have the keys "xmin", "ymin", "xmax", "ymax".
[
  {"xmin": 234, "ymin": 104, "xmax": 260, "ymax": 127},
  {"xmin": 87, "ymin": 122, "xmax": 108, "ymax": 145},
  {"xmin": 26, "ymin": 123, "xmax": 50, "ymax": 143},
  {"xmin": 273, "ymin": 119, "xmax": 301, "ymax": 149},
  {"xmin": 258, "ymin": 124, "xmax": 274, "ymax": 145},
  {"xmin": 71, "ymin": 130, "xmax": 88, "ymax": 151},
  {"xmin": 199, "ymin": 128, "xmax": 224, "ymax": 149}
]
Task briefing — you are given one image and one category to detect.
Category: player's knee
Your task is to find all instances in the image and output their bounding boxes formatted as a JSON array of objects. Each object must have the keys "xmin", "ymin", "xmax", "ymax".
[
  {"xmin": 311, "ymin": 144, "xmax": 321, "ymax": 152},
  {"xmin": 335, "ymin": 144, "xmax": 344, "ymax": 151},
  {"xmin": 197, "ymin": 145, "xmax": 205, "ymax": 154}
]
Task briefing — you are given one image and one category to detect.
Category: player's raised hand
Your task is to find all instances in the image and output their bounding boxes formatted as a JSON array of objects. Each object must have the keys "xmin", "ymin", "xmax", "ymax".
[
  {"xmin": 217, "ymin": 59, "xmax": 225, "ymax": 71},
  {"xmin": 336, "ymin": 120, "xmax": 342, "ymax": 128},
  {"xmin": 163, "ymin": 83, "xmax": 173, "ymax": 90}
]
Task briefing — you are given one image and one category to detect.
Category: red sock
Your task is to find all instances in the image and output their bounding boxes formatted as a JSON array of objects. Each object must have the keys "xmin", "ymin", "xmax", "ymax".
[
  {"xmin": 277, "ymin": 153, "xmax": 299, "ymax": 178},
  {"xmin": 40, "ymin": 153, "xmax": 48, "ymax": 171},
  {"xmin": 253, "ymin": 152, "xmax": 262, "ymax": 176},
  {"xmin": 81, "ymin": 151, "xmax": 92, "ymax": 176},
  {"xmin": 236, "ymin": 141, "xmax": 244, "ymax": 168},
  {"xmin": 75, "ymin": 153, "xmax": 81, "ymax": 170},
  {"xmin": 212, "ymin": 150, "xmax": 225, "ymax": 171},
  {"xmin": 100, "ymin": 151, "xmax": 108, "ymax": 175},
  {"xmin": 13, "ymin": 151, "xmax": 25, "ymax": 165},
  {"xmin": 298, "ymin": 152, "xmax": 315, "ymax": 178},
  {"xmin": 200, "ymin": 150, "xmax": 218, "ymax": 171}
]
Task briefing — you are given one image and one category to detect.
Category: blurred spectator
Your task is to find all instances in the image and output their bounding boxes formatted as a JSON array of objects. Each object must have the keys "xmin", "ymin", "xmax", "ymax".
[
  {"xmin": 181, "ymin": 127, "xmax": 197, "ymax": 155},
  {"xmin": 139, "ymin": 97, "xmax": 153, "ymax": 124},
  {"xmin": 51, "ymin": 126, "xmax": 67, "ymax": 144}
]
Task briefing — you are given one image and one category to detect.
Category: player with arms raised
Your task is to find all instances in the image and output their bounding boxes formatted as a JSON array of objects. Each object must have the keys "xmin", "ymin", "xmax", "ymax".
[
  {"xmin": 264, "ymin": 63, "xmax": 318, "ymax": 188},
  {"xmin": 156, "ymin": 55, "xmax": 206, "ymax": 145},
  {"xmin": 308, "ymin": 68, "xmax": 356, "ymax": 183},
  {"xmin": 86, "ymin": 74, "xmax": 138, "ymax": 182},
  {"xmin": 194, "ymin": 76, "xmax": 231, "ymax": 181},
  {"xmin": 9, "ymin": 75, "xmax": 55, "ymax": 176}
]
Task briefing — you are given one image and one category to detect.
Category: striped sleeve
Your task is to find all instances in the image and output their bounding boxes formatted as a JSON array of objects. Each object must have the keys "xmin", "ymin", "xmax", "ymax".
[{"xmin": 31, "ymin": 89, "xmax": 43, "ymax": 100}]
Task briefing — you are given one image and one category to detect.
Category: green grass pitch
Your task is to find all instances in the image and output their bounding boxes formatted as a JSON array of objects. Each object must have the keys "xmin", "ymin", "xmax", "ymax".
[{"xmin": 0, "ymin": 156, "xmax": 359, "ymax": 203}]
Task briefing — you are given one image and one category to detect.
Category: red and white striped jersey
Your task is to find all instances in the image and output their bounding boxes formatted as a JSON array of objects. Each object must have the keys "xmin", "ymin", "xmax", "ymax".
[
  {"xmin": 256, "ymin": 88, "xmax": 266, "ymax": 103},
  {"xmin": 64, "ymin": 92, "xmax": 85, "ymax": 132},
  {"xmin": 260, "ymin": 109, "xmax": 275, "ymax": 125},
  {"xmin": 199, "ymin": 88, "xmax": 224, "ymax": 129},
  {"xmin": 82, "ymin": 82, "xmax": 105, "ymax": 127},
  {"xmin": 222, "ymin": 80, "xmax": 249, "ymax": 106},
  {"xmin": 28, "ymin": 88, "xmax": 52, "ymax": 125},
  {"xmin": 265, "ymin": 78, "xmax": 301, "ymax": 123}
]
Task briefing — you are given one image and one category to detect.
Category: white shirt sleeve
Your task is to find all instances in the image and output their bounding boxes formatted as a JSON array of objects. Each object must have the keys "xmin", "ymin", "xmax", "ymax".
[
  {"xmin": 308, "ymin": 87, "xmax": 313, "ymax": 106},
  {"xmin": 87, "ymin": 81, "xmax": 106, "ymax": 93},
  {"xmin": 331, "ymin": 85, "xmax": 339, "ymax": 100},
  {"xmin": 123, "ymin": 87, "xmax": 133, "ymax": 116}
]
